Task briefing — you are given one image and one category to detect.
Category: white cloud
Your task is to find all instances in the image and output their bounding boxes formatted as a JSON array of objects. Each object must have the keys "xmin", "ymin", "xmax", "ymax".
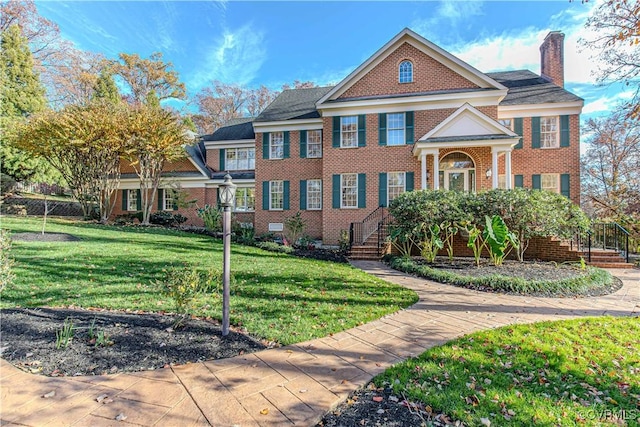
[
  {"xmin": 189, "ymin": 23, "xmax": 266, "ymax": 91},
  {"xmin": 583, "ymin": 95, "xmax": 621, "ymax": 114}
]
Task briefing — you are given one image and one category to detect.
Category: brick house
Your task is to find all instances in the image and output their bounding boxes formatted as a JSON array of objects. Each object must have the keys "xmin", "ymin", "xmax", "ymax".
[{"xmin": 112, "ymin": 28, "xmax": 583, "ymax": 246}]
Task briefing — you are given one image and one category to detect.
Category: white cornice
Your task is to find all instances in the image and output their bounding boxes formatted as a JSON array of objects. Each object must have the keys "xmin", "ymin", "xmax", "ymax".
[
  {"xmin": 203, "ymin": 139, "xmax": 255, "ymax": 150},
  {"xmin": 318, "ymin": 90, "xmax": 506, "ymax": 117},
  {"xmin": 205, "ymin": 179, "xmax": 255, "ymax": 187},
  {"xmin": 317, "ymin": 28, "xmax": 506, "ymax": 104},
  {"xmin": 252, "ymin": 118, "xmax": 323, "ymax": 133},
  {"xmin": 412, "ymin": 138, "xmax": 520, "ymax": 156},
  {"xmin": 497, "ymin": 101, "xmax": 583, "ymax": 118},
  {"xmin": 119, "ymin": 177, "xmax": 212, "ymax": 189},
  {"xmin": 420, "ymin": 103, "xmax": 517, "ymax": 141}
]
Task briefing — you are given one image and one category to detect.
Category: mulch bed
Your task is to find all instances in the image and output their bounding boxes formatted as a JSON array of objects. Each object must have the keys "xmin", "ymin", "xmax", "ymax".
[
  {"xmin": 11, "ymin": 232, "xmax": 81, "ymax": 242},
  {"xmin": 0, "ymin": 307, "xmax": 265, "ymax": 377}
]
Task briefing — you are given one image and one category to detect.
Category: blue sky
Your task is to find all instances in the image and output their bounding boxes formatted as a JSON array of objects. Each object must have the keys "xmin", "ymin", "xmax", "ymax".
[{"xmin": 37, "ymin": 0, "xmax": 628, "ymax": 119}]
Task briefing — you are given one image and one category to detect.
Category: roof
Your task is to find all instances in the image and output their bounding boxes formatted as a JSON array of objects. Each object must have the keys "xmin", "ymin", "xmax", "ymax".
[
  {"xmin": 255, "ymin": 86, "xmax": 334, "ymax": 122},
  {"xmin": 487, "ymin": 70, "xmax": 583, "ymax": 105},
  {"xmin": 184, "ymin": 142, "xmax": 208, "ymax": 175},
  {"xmin": 423, "ymin": 134, "xmax": 516, "ymax": 143},
  {"xmin": 202, "ymin": 118, "xmax": 255, "ymax": 142},
  {"xmin": 211, "ymin": 171, "xmax": 255, "ymax": 181}
]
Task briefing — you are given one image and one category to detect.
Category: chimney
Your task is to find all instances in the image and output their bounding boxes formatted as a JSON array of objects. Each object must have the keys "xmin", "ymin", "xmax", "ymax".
[{"xmin": 540, "ymin": 31, "xmax": 564, "ymax": 87}]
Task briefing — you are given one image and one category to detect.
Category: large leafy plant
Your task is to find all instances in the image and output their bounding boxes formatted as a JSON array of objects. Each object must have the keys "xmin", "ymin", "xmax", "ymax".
[{"xmin": 482, "ymin": 215, "xmax": 520, "ymax": 266}]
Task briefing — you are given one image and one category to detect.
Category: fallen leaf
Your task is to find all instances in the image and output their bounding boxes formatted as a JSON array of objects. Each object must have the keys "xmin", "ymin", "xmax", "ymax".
[
  {"xmin": 389, "ymin": 396, "xmax": 399, "ymax": 403},
  {"xmin": 372, "ymin": 396, "xmax": 383, "ymax": 402},
  {"xmin": 42, "ymin": 391, "xmax": 55, "ymax": 399},
  {"xmin": 260, "ymin": 408, "xmax": 269, "ymax": 415},
  {"xmin": 480, "ymin": 418, "xmax": 491, "ymax": 426},
  {"xmin": 96, "ymin": 394, "xmax": 110, "ymax": 403},
  {"xmin": 115, "ymin": 413, "xmax": 127, "ymax": 421}
]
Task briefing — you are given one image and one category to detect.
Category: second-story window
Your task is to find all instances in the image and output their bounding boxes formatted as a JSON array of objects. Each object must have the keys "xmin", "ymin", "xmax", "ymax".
[
  {"xmin": 341, "ymin": 116, "xmax": 358, "ymax": 148},
  {"xmin": 541, "ymin": 117, "xmax": 559, "ymax": 148},
  {"xmin": 226, "ymin": 148, "xmax": 255, "ymax": 170},
  {"xmin": 307, "ymin": 130, "xmax": 322, "ymax": 158},
  {"xmin": 399, "ymin": 60, "xmax": 413, "ymax": 83},
  {"xmin": 387, "ymin": 113, "xmax": 405, "ymax": 146},
  {"xmin": 270, "ymin": 132, "xmax": 284, "ymax": 159}
]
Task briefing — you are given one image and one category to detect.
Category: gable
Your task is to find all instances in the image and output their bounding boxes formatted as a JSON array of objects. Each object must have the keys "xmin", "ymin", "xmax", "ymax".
[
  {"xmin": 339, "ymin": 41, "xmax": 480, "ymax": 100},
  {"xmin": 420, "ymin": 104, "xmax": 516, "ymax": 140}
]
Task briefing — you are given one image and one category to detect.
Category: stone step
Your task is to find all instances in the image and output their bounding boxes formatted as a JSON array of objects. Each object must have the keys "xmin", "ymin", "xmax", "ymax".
[{"xmin": 588, "ymin": 262, "xmax": 635, "ymax": 269}]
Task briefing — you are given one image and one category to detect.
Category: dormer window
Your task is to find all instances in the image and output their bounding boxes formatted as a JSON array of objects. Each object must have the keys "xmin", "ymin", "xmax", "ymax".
[{"xmin": 399, "ymin": 60, "xmax": 413, "ymax": 83}]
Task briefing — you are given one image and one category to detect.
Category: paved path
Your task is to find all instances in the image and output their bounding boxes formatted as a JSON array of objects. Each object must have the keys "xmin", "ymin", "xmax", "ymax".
[{"xmin": 1, "ymin": 263, "xmax": 638, "ymax": 427}]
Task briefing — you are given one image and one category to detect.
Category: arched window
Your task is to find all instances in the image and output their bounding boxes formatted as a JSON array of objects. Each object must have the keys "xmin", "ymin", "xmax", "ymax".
[{"xmin": 399, "ymin": 60, "xmax": 413, "ymax": 83}]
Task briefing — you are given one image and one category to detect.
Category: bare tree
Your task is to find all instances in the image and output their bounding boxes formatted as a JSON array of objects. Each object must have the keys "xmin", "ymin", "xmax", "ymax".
[{"xmin": 245, "ymin": 85, "xmax": 278, "ymax": 118}]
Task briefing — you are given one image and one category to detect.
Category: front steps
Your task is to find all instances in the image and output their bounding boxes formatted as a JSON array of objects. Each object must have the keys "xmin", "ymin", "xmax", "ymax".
[{"xmin": 583, "ymin": 249, "xmax": 635, "ymax": 269}]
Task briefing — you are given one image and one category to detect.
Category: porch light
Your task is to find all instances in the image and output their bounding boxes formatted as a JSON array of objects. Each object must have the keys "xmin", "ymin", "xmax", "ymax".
[
  {"xmin": 219, "ymin": 173, "xmax": 237, "ymax": 208},
  {"xmin": 485, "ymin": 168, "xmax": 492, "ymax": 179},
  {"xmin": 219, "ymin": 173, "xmax": 236, "ymax": 337}
]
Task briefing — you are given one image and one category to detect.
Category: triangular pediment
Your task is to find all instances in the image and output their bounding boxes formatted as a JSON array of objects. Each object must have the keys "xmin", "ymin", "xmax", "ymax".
[
  {"xmin": 420, "ymin": 104, "xmax": 516, "ymax": 141},
  {"xmin": 317, "ymin": 28, "xmax": 505, "ymax": 105}
]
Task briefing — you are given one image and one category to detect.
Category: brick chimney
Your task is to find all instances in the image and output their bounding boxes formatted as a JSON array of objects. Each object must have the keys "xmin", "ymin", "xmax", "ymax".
[{"xmin": 540, "ymin": 31, "xmax": 564, "ymax": 87}]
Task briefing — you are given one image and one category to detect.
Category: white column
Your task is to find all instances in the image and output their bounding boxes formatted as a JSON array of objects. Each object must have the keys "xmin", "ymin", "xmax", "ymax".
[
  {"xmin": 421, "ymin": 153, "xmax": 427, "ymax": 190},
  {"xmin": 505, "ymin": 150, "xmax": 512, "ymax": 189},
  {"xmin": 432, "ymin": 151, "xmax": 440, "ymax": 190},
  {"xmin": 491, "ymin": 149, "xmax": 499, "ymax": 189}
]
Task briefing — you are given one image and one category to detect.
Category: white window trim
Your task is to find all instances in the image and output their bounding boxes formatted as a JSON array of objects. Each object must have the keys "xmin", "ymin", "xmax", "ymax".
[
  {"xmin": 540, "ymin": 116, "xmax": 560, "ymax": 149},
  {"xmin": 269, "ymin": 180, "xmax": 284, "ymax": 211},
  {"xmin": 234, "ymin": 187, "xmax": 255, "ymax": 212},
  {"xmin": 226, "ymin": 147, "xmax": 256, "ymax": 170},
  {"xmin": 399, "ymin": 60, "xmax": 413, "ymax": 84},
  {"xmin": 498, "ymin": 118, "xmax": 513, "ymax": 131},
  {"xmin": 387, "ymin": 172, "xmax": 406, "ymax": 203},
  {"xmin": 269, "ymin": 132, "xmax": 284, "ymax": 159},
  {"xmin": 340, "ymin": 173, "xmax": 358, "ymax": 209},
  {"xmin": 541, "ymin": 173, "xmax": 560, "ymax": 193},
  {"xmin": 387, "ymin": 113, "xmax": 406, "ymax": 146},
  {"xmin": 127, "ymin": 189, "xmax": 138, "ymax": 212},
  {"xmin": 162, "ymin": 189, "xmax": 175, "ymax": 211},
  {"xmin": 306, "ymin": 179, "xmax": 322, "ymax": 210},
  {"xmin": 340, "ymin": 116, "xmax": 358, "ymax": 149},
  {"xmin": 306, "ymin": 129, "xmax": 323, "ymax": 158}
]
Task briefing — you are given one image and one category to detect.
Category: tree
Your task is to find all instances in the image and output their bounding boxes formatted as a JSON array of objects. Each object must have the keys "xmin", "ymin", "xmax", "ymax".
[
  {"xmin": 111, "ymin": 52, "xmax": 186, "ymax": 104},
  {"xmin": 245, "ymin": 85, "xmax": 278, "ymax": 118},
  {"xmin": 92, "ymin": 70, "xmax": 121, "ymax": 104},
  {"xmin": 581, "ymin": 105, "xmax": 640, "ymax": 234},
  {"xmin": 582, "ymin": 0, "xmax": 640, "ymax": 118},
  {"xmin": 281, "ymin": 80, "xmax": 318, "ymax": 90},
  {"xmin": 193, "ymin": 81, "xmax": 245, "ymax": 134},
  {"xmin": 120, "ymin": 104, "xmax": 190, "ymax": 225}
]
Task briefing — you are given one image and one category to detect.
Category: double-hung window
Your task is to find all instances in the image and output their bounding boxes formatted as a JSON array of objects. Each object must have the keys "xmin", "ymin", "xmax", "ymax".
[
  {"xmin": 541, "ymin": 174, "xmax": 559, "ymax": 193},
  {"xmin": 270, "ymin": 181, "xmax": 284, "ymax": 210},
  {"xmin": 341, "ymin": 116, "xmax": 358, "ymax": 148},
  {"xmin": 387, "ymin": 172, "xmax": 406, "ymax": 202},
  {"xmin": 387, "ymin": 113, "xmax": 405, "ymax": 146},
  {"xmin": 226, "ymin": 148, "xmax": 255, "ymax": 170},
  {"xmin": 540, "ymin": 117, "xmax": 559, "ymax": 148},
  {"xmin": 270, "ymin": 132, "xmax": 284, "ymax": 159},
  {"xmin": 235, "ymin": 188, "xmax": 255, "ymax": 212},
  {"xmin": 127, "ymin": 189, "xmax": 138, "ymax": 211},
  {"xmin": 307, "ymin": 130, "xmax": 322, "ymax": 158},
  {"xmin": 306, "ymin": 179, "xmax": 322, "ymax": 210},
  {"xmin": 341, "ymin": 174, "xmax": 358, "ymax": 208},
  {"xmin": 163, "ymin": 189, "xmax": 175, "ymax": 210}
]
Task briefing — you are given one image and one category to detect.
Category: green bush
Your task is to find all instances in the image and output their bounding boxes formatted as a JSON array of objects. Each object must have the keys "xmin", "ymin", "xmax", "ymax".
[
  {"xmin": 256, "ymin": 241, "xmax": 295, "ymax": 254},
  {"xmin": 114, "ymin": 212, "xmax": 142, "ymax": 225},
  {"xmin": 388, "ymin": 256, "xmax": 613, "ymax": 296},
  {"xmin": 149, "ymin": 211, "xmax": 187, "ymax": 227},
  {"xmin": 0, "ymin": 230, "xmax": 15, "ymax": 293},
  {"xmin": 196, "ymin": 204, "xmax": 222, "ymax": 232}
]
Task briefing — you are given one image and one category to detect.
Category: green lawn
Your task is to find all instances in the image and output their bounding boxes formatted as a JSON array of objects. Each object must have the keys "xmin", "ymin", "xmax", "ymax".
[
  {"xmin": 0, "ymin": 217, "xmax": 418, "ymax": 345},
  {"xmin": 377, "ymin": 317, "xmax": 640, "ymax": 426}
]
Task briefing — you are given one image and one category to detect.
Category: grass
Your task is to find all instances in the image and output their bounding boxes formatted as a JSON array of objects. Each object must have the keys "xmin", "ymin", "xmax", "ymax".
[
  {"xmin": 377, "ymin": 317, "xmax": 640, "ymax": 426},
  {"xmin": 0, "ymin": 216, "xmax": 418, "ymax": 345},
  {"xmin": 388, "ymin": 255, "xmax": 614, "ymax": 296}
]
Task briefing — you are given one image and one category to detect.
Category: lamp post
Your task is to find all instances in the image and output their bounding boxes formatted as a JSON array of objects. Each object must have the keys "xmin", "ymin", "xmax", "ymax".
[{"xmin": 218, "ymin": 173, "xmax": 236, "ymax": 336}]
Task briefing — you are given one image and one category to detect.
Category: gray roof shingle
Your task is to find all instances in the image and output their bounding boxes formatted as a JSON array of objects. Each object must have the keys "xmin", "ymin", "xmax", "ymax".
[
  {"xmin": 255, "ymin": 86, "xmax": 334, "ymax": 122},
  {"xmin": 202, "ymin": 119, "xmax": 255, "ymax": 142},
  {"xmin": 487, "ymin": 70, "xmax": 583, "ymax": 105}
]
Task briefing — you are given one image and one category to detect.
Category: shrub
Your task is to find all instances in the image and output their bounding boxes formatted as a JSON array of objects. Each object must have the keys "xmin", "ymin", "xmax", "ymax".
[
  {"xmin": 256, "ymin": 241, "xmax": 295, "ymax": 254},
  {"xmin": 114, "ymin": 212, "xmax": 142, "ymax": 225},
  {"xmin": 196, "ymin": 204, "xmax": 222, "ymax": 232},
  {"xmin": 233, "ymin": 224, "xmax": 255, "ymax": 245},
  {"xmin": 0, "ymin": 230, "xmax": 15, "ymax": 293},
  {"xmin": 284, "ymin": 211, "xmax": 306, "ymax": 246},
  {"xmin": 149, "ymin": 211, "xmax": 187, "ymax": 227}
]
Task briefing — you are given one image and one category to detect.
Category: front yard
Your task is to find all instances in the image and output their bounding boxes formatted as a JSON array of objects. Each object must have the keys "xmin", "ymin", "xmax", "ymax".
[{"xmin": 0, "ymin": 217, "xmax": 418, "ymax": 345}]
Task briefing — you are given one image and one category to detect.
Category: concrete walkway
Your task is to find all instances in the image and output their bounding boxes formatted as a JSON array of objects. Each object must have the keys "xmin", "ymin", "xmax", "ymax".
[{"xmin": 1, "ymin": 263, "xmax": 638, "ymax": 427}]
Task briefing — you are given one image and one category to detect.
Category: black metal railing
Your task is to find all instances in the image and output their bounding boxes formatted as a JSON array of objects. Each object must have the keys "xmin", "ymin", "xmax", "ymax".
[
  {"xmin": 349, "ymin": 206, "xmax": 387, "ymax": 246},
  {"xmin": 588, "ymin": 222, "xmax": 630, "ymax": 263}
]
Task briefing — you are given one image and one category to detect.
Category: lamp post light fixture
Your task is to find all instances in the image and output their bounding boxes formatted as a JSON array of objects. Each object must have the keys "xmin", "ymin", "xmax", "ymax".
[{"xmin": 218, "ymin": 173, "xmax": 236, "ymax": 337}]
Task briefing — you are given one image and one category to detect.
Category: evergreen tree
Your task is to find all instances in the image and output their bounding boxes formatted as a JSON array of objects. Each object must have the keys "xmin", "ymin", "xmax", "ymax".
[{"xmin": 92, "ymin": 71, "xmax": 120, "ymax": 105}]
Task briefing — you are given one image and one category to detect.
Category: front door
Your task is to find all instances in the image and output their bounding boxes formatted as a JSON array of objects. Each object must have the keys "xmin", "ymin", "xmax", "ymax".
[{"xmin": 444, "ymin": 169, "xmax": 468, "ymax": 192}]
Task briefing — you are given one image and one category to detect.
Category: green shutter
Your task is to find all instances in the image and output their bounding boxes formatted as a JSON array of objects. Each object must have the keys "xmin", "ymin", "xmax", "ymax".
[
  {"xmin": 172, "ymin": 193, "xmax": 178, "ymax": 211},
  {"xmin": 514, "ymin": 118, "xmax": 523, "ymax": 149},
  {"xmin": 300, "ymin": 180, "xmax": 307, "ymax": 210},
  {"xmin": 283, "ymin": 131, "xmax": 290, "ymax": 158},
  {"xmin": 405, "ymin": 111, "xmax": 414, "ymax": 144},
  {"xmin": 136, "ymin": 189, "xmax": 141, "ymax": 211},
  {"xmin": 532, "ymin": 174, "xmax": 541, "ymax": 190},
  {"xmin": 514, "ymin": 175, "xmax": 524, "ymax": 188},
  {"xmin": 299, "ymin": 130, "xmax": 307, "ymax": 158},
  {"xmin": 531, "ymin": 117, "xmax": 541, "ymax": 149},
  {"xmin": 122, "ymin": 190, "xmax": 128, "ymax": 210},
  {"xmin": 262, "ymin": 133, "xmax": 270, "ymax": 159},
  {"xmin": 378, "ymin": 173, "xmax": 387, "ymax": 207},
  {"xmin": 378, "ymin": 113, "xmax": 387, "ymax": 146},
  {"xmin": 357, "ymin": 173, "xmax": 366, "ymax": 208},
  {"xmin": 560, "ymin": 174, "xmax": 570, "ymax": 198},
  {"xmin": 405, "ymin": 171, "xmax": 414, "ymax": 191},
  {"xmin": 219, "ymin": 149, "xmax": 225, "ymax": 171},
  {"xmin": 283, "ymin": 181, "xmax": 290, "ymax": 210},
  {"xmin": 262, "ymin": 181, "xmax": 269, "ymax": 210},
  {"xmin": 560, "ymin": 115, "xmax": 570, "ymax": 147},
  {"xmin": 332, "ymin": 117, "xmax": 340, "ymax": 148},
  {"xmin": 332, "ymin": 175, "xmax": 340, "ymax": 208},
  {"xmin": 157, "ymin": 189, "xmax": 164, "ymax": 210},
  {"xmin": 357, "ymin": 115, "xmax": 366, "ymax": 147}
]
